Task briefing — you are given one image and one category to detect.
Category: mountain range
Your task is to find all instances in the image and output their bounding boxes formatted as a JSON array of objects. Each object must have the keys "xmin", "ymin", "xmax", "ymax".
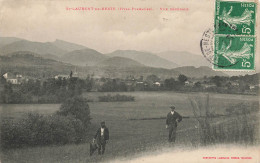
[
  {"xmin": 0, "ymin": 40, "xmax": 67, "ymax": 57},
  {"xmin": 0, "ymin": 37, "xmax": 24, "ymax": 48},
  {"xmin": 61, "ymin": 48, "xmax": 108, "ymax": 66},
  {"xmin": 0, "ymin": 51, "xmax": 74, "ymax": 78},
  {"xmin": 0, "ymin": 37, "xmax": 244, "ymax": 78},
  {"xmin": 96, "ymin": 56, "xmax": 145, "ymax": 68},
  {"xmin": 0, "ymin": 51, "xmax": 227, "ymax": 79},
  {"xmin": 157, "ymin": 51, "xmax": 211, "ymax": 67},
  {"xmin": 0, "ymin": 37, "xmax": 178, "ymax": 69},
  {"xmin": 107, "ymin": 50, "xmax": 179, "ymax": 69},
  {"xmin": 51, "ymin": 39, "xmax": 86, "ymax": 52}
]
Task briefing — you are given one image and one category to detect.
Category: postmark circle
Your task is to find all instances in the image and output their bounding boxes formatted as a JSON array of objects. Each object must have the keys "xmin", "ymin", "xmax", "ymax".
[
  {"xmin": 200, "ymin": 28, "xmax": 238, "ymax": 68},
  {"xmin": 200, "ymin": 29, "xmax": 214, "ymax": 64}
]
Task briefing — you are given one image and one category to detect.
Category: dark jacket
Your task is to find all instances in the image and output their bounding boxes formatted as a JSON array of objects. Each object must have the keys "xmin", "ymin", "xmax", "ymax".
[
  {"xmin": 94, "ymin": 127, "xmax": 109, "ymax": 141},
  {"xmin": 166, "ymin": 111, "xmax": 182, "ymax": 126}
]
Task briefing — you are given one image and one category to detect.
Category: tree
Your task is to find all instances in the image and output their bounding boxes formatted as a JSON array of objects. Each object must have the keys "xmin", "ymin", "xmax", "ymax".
[
  {"xmin": 57, "ymin": 96, "xmax": 91, "ymax": 128},
  {"xmin": 230, "ymin": 76, "xmax": 239, "ymax": 81},
  {"xmin": 164, "ymin": 78, "xmax": 177, "ymax": 90},
  {"xmin": 100, "ymin": 80, "xmax": 116, "ymax": 92},
  {"xmin": 146, "ymin": 75, "xmax": 160, "ymax": 84},
  {"xmin": 1, "ymin": 83, "xmax": 13, "ymax": 103},
  {"xmin": 70, "ymin": 71, "xmax": 73, "ymax": 78},
  {"xmin": 211, "ymin": 76, "xmax": 222, "ymax": 87},
  {"xmin": 193, "ymin": 82, "xmax": 202, "ymax": 92},
  {"xmin": 85, "ymin": 76, "xmax": 94, "ymax": 91},
  {"xmin": 178, "ymin": 74, "xmax": 188, "ymax": 85},
  {"xmin": 239, "ymin": 81, "xmax": 250, "ymax": 92},
  {"xmin": 0, "ymin": 75, "xmax": 6, "ymax": 84},
  {"xmin": 194, "ymin": 82, "xmax": 202, "ymax": 88}
]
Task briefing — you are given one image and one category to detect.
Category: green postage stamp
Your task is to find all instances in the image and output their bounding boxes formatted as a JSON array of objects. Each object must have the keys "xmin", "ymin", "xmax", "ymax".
[
  {"xmin": 214, "ymin": 35, "xmax": 255, "ymax": 70},
  {"xmin": 215, "ymin": 0, "xmax": 256, "ymax": 35},
  {"xmin": 214, "ymin": 0, "xmax": 256, "ymax": 71}
]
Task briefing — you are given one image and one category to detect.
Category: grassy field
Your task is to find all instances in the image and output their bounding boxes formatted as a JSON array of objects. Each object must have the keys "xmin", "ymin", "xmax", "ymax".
[{"xmin": 0, "ymin": 92, "xmax": 258, "ymax": 163}]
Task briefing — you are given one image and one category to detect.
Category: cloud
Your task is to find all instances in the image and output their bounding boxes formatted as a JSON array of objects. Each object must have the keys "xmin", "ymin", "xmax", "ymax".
[{"xmin": 0, "ymin": 0, "xmax": 218, "ymax": 54}]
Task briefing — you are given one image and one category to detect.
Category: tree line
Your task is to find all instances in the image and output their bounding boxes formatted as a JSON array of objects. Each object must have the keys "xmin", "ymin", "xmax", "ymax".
[
  {"xmin": 0, "ymin": 73, "xmax": 258, "ymax": 104},
  {"xmin": 0, "ymin": 77, "xmax": 93, "ymax": 104}
]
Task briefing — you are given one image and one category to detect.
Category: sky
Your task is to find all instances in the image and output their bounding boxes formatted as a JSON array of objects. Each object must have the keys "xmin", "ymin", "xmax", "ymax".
[
  {"xmin": 0, "ymin": 0, "xmax": 216, "ymax": 55},
  {"xmin": 0, "ymin": 0, "xmax": 259, "ymax": 62}
]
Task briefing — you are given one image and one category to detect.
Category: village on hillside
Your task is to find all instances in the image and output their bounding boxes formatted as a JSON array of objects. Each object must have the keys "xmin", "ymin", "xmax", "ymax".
[{"xmin": 1, "ymin": 70, "xmax": 259, "ymax": 104}]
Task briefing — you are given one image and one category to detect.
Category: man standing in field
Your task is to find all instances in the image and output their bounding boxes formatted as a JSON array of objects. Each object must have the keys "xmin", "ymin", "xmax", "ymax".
[
  {"xmin": 166, "ymin": 106, "xmax": 182, "ymax": 143},
  {"xmin": 93, "ymin": 121, "xmax": 109, "ymax": 155}
]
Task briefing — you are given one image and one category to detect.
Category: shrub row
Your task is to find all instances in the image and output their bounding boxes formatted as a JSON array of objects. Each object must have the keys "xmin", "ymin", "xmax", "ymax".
[
  {"xmin": 1, "ymin": 113, "xmax": 86, "ymax": 149},
  {"xmin": 98, "ymin": 94, "xmax": 135, "ymax": 102}
]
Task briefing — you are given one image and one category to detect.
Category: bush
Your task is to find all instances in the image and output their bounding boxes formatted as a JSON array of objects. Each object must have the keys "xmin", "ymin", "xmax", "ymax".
[
  {"xmin": 57, "ymin": 96, "xmax": 91, "ymax": 128},
  {"xmin": 1, "ymin": 113, "xmax": 86, "ymax": 149},
  {"xmin": 226, "ymin": 102, "xmax": 259, "ymax": 115},
  {"xmin": 98, "ymin": 94, "xmax": 135, "ymax": 102},
  {"xmin": 1, "ymin": 96, "xmax": 91, "ymax": 149}
]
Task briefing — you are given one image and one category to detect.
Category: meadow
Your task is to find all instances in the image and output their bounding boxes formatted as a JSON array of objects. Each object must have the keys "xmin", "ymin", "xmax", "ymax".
[{"xmin": 0, "ymin": 91, "xmax": 258, "ymax": 163}]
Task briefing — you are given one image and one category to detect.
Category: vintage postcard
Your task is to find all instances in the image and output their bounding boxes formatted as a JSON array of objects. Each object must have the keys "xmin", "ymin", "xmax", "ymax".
[{"xmin": 0, "ymin": 0, "xmax": 259, "ymax": 163}]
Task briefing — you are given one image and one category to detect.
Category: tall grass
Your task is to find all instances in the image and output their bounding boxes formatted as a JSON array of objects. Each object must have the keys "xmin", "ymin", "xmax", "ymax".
[{"xmin": 189, "ymin": 94, "xmax": 258, "ymax": 146}]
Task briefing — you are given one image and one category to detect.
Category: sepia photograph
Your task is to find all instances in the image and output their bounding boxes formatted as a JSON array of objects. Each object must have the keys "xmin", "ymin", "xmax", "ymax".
[{"xmin": 0, "ymin": 0, "xmax": 259, "ymax": 162}]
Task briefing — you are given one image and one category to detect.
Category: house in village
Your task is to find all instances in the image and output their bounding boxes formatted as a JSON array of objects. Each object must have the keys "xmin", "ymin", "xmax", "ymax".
[
  {"xmin": 135, "ymin": 81, "xmax": 146, "ymax": 91},
  {"xmin": 54, "ymin": 74, "xmax": 70, "ymax": 80},
  {"xmin": 203, "ymin": 83, "xmax": 216, "ymax": 88},
  {"xmin": 184, "ymin": 80, "xmax": 194, "ymax": 86},
  {"xmin": 3, "ymin": 72, "xmax": 23, "ymax": 84},
  {"xmin": 153, "ymin": 81, "xmax": 161, "ymax": 87},
  {"xmin": 55, "ymin": 69, "xmax": 79, "ymax": 80},
  {"xmin": 230, "ymin": 81, "xmax": 239, "ymax": 86},
  {"xmin": 249, "ymin": 83, "xmax": 260, "ymax": 90}
]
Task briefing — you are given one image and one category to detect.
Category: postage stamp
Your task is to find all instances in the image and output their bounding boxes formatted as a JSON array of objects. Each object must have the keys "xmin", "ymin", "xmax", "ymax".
[
  {"xmin": 215, "ymin": 0, "xmax": 256, "ymax": 36},
  {"xmin": 214, "ymin": 35, "xmax": 255, "ymax": 70}
]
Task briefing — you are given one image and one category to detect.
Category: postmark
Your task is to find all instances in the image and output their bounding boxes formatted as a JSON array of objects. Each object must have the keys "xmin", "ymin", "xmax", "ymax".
[
  {"xmin": 214, "ymin": 35, "xmax": 255, "ymax": 70},
  {"xmin": 215, "ymin": 0, "xmax": 256, "ymax": 36},
  {"xmin": 200, "ymin": 29, "xmax": 215, "ymax": 65},
  {"xmin": 200, "ymin": 29, "xmax": 238, "ymax": 68}
]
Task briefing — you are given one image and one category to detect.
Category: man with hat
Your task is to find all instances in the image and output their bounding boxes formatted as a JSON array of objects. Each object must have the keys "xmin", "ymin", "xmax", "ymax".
[
  {"xmin": 166, "ymin": 105, "xmax": 182, "ymax": 142},
  {"xmin": 93, "ymin": 121, "xmax": 109, "ymax": 155}
]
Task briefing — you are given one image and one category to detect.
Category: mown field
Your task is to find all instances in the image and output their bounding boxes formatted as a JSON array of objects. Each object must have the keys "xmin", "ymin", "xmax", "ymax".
[{"xmin": 0, "ymin": 92, "xmax": 258, "ymax": 163}]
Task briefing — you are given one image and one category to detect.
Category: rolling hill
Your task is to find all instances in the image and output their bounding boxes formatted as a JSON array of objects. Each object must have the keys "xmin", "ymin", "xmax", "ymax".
[
  {"xmin": 157, "ymin": 51, "xmax": 211, "ymax": 67},
  {"xmin": 42, "ymin": 53, "xmax": 61, "ymax": 61},
  {"xmin": 0, "ymin": 51, "xmax": 73, "ymax": 67},
  {"xmin": 96, "ymin": 56, "xmax": 145, "ymax": 68},
  {"xmin": 0, "ymin": 51, "xmax": 75, "ymax": 78},
  {"xmin": 85, "ymin": 65, "xmax": 226, "ymax": 79},
  {"xmin": 107, "ymin": 50, "xmax": 179, "ymax": 69},
  {"xmin": 174, "ymin": 66, "xmax": 226, "ymax": 77},
  {"xmin": 61, "ymin": 48, "xmax": 108, "ymax": 66},
  {"xmin": 0, "ymin": 37, "xmax": 24, "ymax": 48},
  {"xmin": 51, "ymin": 39, "xmax": 86, "ymax": 52},
  {"xmin": 0, "ymin": 40, "xmax": 67, "ymax": 56}
]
